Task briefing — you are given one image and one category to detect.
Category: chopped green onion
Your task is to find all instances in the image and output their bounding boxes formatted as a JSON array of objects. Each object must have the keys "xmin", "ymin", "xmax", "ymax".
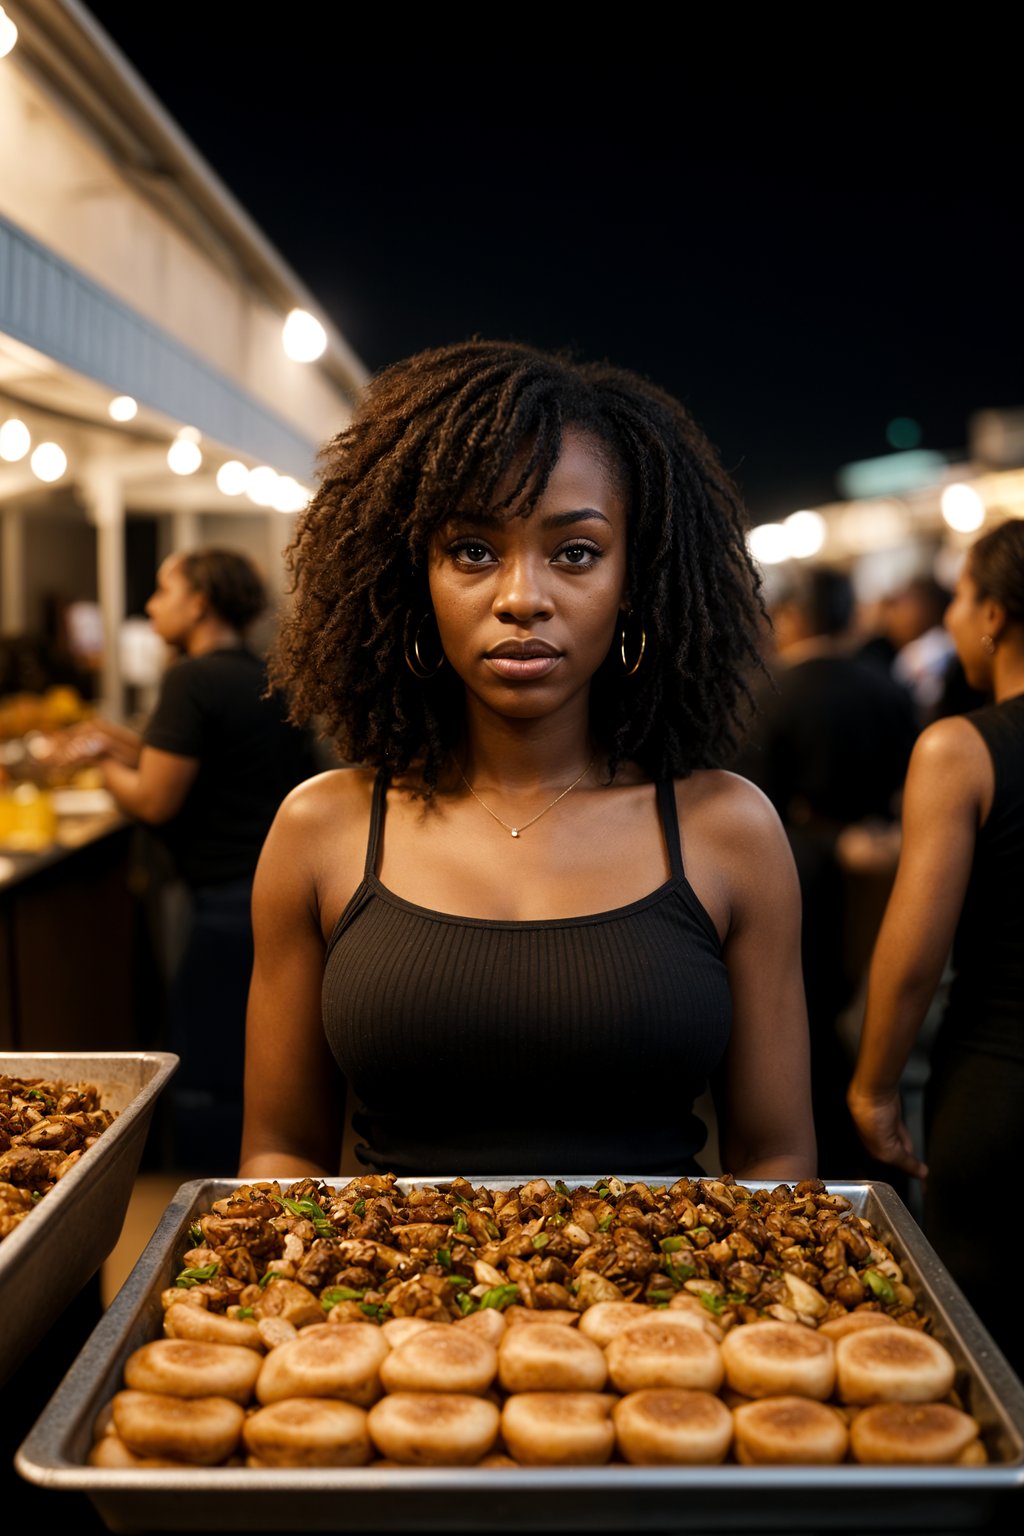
[
  {"xmin": 479, "ymin": 1284, "xmax": 519, "ymax": 1310},
  {"xmin": 447, "ymin": 1275, "xmax": 472, "ymax": 1289},
  {"xmin": 555, "ymin": 1180, "xmax": 571, "ymax": 1198},
  {"xmin": 321, "ymin": 1286, "xmax": 364, "ymax": 1309},
  {"xmin": 271, "ymin": 1194, "xmax": 336, "ymax": 1239},
  {"xmin": 594, "ymin": 1184, "xmax": 610, "ymax": 1198},
  {"xmin": 647, "ymin": 1290, "xmax": 673, "ymax": 1303},
  {"xmin": 352, "ymin": 1199, "xmax": 366, "ymax": 1217},
  {"xmin": 436, "ymin": 1247, "xmax": 452, "ymax": 1270},
  {"xmin": 700, "ymin": 1293, "xmax": 726, "ymax": 1315},
  {"xmin": 236, "ymin": 1307, "xmax": 254, "ymax": 1320},
  {"xmin": 452, "ymin": 1209, "xmax": 469, "ymax": 1235},
  {"xmin": 258, "ymin": 1270, "xmax": 282, "ymax": 1289},
  {"xmin": 532, "ymin": 1234, "xmax": 549, "ymax": 1250},
  {"xmin": 659, "ymin": 1236, "xmax": 685, "ymax": 1253},
  {"xmin": 188, "ymin": 1222, "xmax": 204, "ymax": 1245},
  {"xmin": 175, "ymin": 1261, "xmax": 219, "ymax": 1289},
  {"xmin": 359, "ymin": 1301, "xmax": 391, "ymax": 1320},
  {"xmin": 863, "ymin": 1268, "xmax": 897, "ymax": 1304},
  {"xmin": 598, "ymin": 1214, "xmax": 614, "ymax": 1232}
]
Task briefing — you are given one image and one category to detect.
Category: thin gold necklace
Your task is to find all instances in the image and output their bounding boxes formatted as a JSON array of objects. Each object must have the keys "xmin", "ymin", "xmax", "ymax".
[{"xmin": 457, "ymin": 755, "xmax": 597, "ymax": 838}]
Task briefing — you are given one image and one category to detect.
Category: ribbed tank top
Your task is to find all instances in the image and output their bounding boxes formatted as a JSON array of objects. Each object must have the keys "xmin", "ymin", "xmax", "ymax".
[
  {"xmin": 942, "ymin": 693, "xmax": 1024, "ymax": 1060},
  {"xmin": 322, "ymin": 774, "xmax": 733, "ymax": 1174}
]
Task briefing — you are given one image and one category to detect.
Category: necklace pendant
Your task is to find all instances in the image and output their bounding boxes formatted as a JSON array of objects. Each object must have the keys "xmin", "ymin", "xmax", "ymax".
[{"xmin": 511, "ymin": 827, "xmax": 519, "ymax": 838}]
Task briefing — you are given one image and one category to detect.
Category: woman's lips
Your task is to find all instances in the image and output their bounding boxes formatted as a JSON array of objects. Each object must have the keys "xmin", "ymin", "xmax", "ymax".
[
  {"xmin": 484, "ymin": 654, "xmax": 561, "ymax": 680},
  {"xmin": 483, "ymin": 643, "xmax": 562, "ymax": 681}
]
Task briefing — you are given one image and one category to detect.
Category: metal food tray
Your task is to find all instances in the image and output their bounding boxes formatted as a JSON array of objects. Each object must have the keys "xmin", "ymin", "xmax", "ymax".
[
  {"xmin": 0, "ymin": 1051, "xmax": 178, "ymax": 1384},
  {"xmin": 16, "ymin": 1175, "xmax": 1024, "ymax": 1533}
]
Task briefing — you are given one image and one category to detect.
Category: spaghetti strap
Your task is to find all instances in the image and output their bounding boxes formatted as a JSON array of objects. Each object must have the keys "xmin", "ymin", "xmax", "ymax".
[
  {"xmin": 656, "ymin": 779, "xmax": 685, "ymax": 878},
  {"xmin": 364, "ymin": 770, "xmax": 389, "ymax": 880}
]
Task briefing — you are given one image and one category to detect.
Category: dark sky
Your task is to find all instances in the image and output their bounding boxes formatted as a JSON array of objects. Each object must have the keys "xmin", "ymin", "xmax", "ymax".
[{"xmin": 83, "ymin": 5, "xmax": 1023, "ymax": 521}]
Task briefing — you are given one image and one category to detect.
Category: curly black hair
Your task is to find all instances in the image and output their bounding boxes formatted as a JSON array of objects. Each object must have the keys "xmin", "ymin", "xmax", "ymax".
[{"xmin": 271, "ymin": 338, "xmax": 766, "ymax": 788}]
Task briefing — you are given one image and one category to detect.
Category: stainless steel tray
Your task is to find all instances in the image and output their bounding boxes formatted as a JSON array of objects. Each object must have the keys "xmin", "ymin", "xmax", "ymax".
[
  {"xmin": 16, "ymin": 1175, "xmax": 1024, "ymax": 1532},
  {"xmin": 0, "ymin": 1051, "xmax": 178, "ymax": 1384}
]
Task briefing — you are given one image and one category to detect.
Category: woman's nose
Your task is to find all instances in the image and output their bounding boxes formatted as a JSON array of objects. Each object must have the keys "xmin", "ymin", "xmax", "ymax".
[{"xmin": 492, "ymin": 556, "xmax": 552, "ymax": 621}]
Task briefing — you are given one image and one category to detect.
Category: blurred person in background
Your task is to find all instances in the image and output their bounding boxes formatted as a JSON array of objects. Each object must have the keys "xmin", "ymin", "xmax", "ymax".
[
  {"xmin": 50, "ymin": 547, "xmax": 318, "ymax": 1170},
  {"xmin": 848, "ymin": 519, "xmax": 1024, "ymax": 1375},
  {"xmin": 734, "ymin": 564, "xmax": 917, "ymax": 1182},
  {"xmin": 860, "ymin": 573, "xmax": 984, "ymax": 726}
]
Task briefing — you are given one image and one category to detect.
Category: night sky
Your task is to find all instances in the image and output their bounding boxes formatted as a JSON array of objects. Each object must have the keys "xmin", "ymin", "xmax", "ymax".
[{"xmin": 82, "ymin": 6, "xmax": 1023, "ymax": 522}]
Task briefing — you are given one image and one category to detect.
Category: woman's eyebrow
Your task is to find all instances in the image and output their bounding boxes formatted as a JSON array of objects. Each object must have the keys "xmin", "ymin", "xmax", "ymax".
[{"xmin": 541, "ymin": 508, "xmax": 611, "ymax": 529}]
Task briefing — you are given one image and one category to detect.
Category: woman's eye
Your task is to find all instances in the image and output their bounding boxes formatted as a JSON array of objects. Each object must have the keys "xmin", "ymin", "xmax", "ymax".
[
  {"xmin": 554, "ymin": 541, "xmax": 601, "ymax": 567},
  {"xmin": 449, "ymin": 541, "xmax": 493, "ymax": 565}
]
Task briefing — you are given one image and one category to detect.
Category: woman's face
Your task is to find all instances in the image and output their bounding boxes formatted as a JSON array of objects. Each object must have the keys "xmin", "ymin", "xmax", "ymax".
[
  {"xmin": 145, "ymin": 556, "xmax": 203, "ymax": 649},
  {"xmin": 943, "ymin": 560, "xmax": 993, "ymax": 689},
  {"xmin": 428, "ymin": 427, "xmax": 629, "ymax": 728}
]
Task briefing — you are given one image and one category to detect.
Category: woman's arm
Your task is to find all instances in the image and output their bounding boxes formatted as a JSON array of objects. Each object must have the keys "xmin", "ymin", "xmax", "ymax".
[
  {"xmin": 846, "ymin": 718, "xmax": 990, "ymax": 1176},
  {"xmin": 239, "ymin": 777, "xmax": 357, "ymax": 1178},
  {"xmin": 100, "ymin": 745, "xmax": 199, "ymax": 823},
  {"xmin": 689, "ymin": 775, "xmax": 817, "ymax": 1181}
]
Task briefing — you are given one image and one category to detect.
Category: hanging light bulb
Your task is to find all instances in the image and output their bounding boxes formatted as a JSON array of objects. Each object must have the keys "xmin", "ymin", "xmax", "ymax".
[
  {"xmin": 0, "ymin": 8, "xmax": 19, "ymax": 59},
  {"xmin": 167, "ymin": 437, "xmax": 202, "ymax": 475},
  {"xmin": 216, "ymin": 460, "xmax": 249, "ymax": 496},
  {"xmin": 30, "ymin": 443, "xmax": 68, "ymax": 482},
  {"xmin": 0, "ymin": 418, "xmax": 31, "ymax": 462},
  {"xmin": 108, "ymin": 395, "xmax": 138, "ymax": 422},
  {"xmin": 282, "ymin": 308, "xmax": 327, "ymax": 362}
]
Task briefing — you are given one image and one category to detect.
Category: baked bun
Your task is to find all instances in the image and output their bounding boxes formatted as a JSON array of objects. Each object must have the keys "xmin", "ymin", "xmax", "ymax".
[
  {"xmin": 379, "ymin": 1324, "xmax": 497, "ymax": 1395},
  {"xmin": 112, "ymin": 1389, "xmax": 244, "ymax": 1465},
  {"xmin": 504, "ymin": 1306, "xmax": 579, "ymax": 1328},
  {"xmin": 242, "ymin": 1398, "xmax": 371, "ymax": 1467},
  {"xmin": 667, "ymin": 1293, "xmax": 726, "ymax": 1339},
  {"xmin": 605, "ymin": 1322, "xmax": 724, "ymax": 1394},
  {"xmin": 123, "ymin": 1339, "xmax": 261, "ymax": 1404},
  {"xmin": 577, "ymin": 1301, "xmax": 654, "ymax": 1347},
  {"xmin": 380, "ymin": 1317, "xmax": 434, "ymax": 1349},
  {"xmin": 256, "ymin": 1322, "xmax": 388, "ymax": 1406},
  {"xmin": 612, "ymin": 1389, "xmax": 733, "ymax": 1464},
  {"xmin": 500, "ymin": 1392, "xmax": 617, "ymax": 1465},
  {"xmin": 817, "ymin": 1312, "xmax": 902, "ymax": 1344},
  {"xmin": 497, "ymin": 1322, "xmax": 608, "ymax": 1393},
  {"xmin": 720, "ymin": 1321, "xmax": 835, "ymax": 1401},
  {"xmin": 456, "ymin": 1308, "xmax": 507, "ymax": 1345},
  {"xmin": 850, "ymin": 1402, "xmax": 980, "ymax": 1464},
  {"xmin": 835, "ymin": 1327, "xmax": 955, "ymax": 1404},
  {"xmin": 87, "ymin": 1433, "xmax": 185, "ymax": 1469},
  {"xmin": 163, "ymin": 1302, "xmax": 264, "ymax": 1352},
  {"xmin": 367, "ymin": 1392, "xmax": 500, "ymax": 1466},
  {"xmin": 732, "ymin": 1396, "xmax": 849, "ymax": 1464},
  {"xmin": 476, "ymin": 1452, "xmax": 520, "ymax": 1468}
]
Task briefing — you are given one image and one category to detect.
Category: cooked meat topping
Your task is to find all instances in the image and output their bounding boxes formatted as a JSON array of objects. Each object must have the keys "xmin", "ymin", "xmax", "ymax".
[{"xmin": 0, "ymin": 1075, "xmax": 114, "ymax": 1240}]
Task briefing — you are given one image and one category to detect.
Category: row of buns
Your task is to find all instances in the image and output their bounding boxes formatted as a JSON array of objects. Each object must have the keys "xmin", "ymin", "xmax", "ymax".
[{"xmin": 90, "ymin": 1300, "xmax": 984, "ymax": 1469}]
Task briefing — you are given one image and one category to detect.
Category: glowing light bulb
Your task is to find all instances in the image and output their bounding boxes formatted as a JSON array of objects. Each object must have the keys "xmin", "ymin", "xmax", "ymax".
[
  {"xmin": 30, "ymin": 442, "xmax": 67, "ymax": 482},
  {"xmin": 784, "ymin": 509, "xmax": 826, "ymax": 559},
  {"xmin": 748, "ymin": 522, "xmax": 791, "ymax": 565},
  {"xmin": 167, "ymin": 438, "xmax": 202, "ymax": 475},
  {"xmin": 216, "ymin": 460, "xmax": 249, "ymax": 496},
  {"xmin": 0, "ymin": 8, "xmax": 18, "ymax": 59},
  {"xmin": 271, "ymin": 475, "xmax": 310, "ymax": 514},
  {"xmin": 0, "ymin": 418, "xmax": 31, "ymax": 462},
  {"xmin": 940, "ymin": 483, "xmax": 985, "ymax": 533},
  {"xmin": 282, "ymin": 308, "xmax": 327, "ymax": 362},
  {"xmin": 246, "ymin": 466, "xmax": 278, "ymax": 506},
  {"xmin": 108, "ymin": 395, "xmax": 138, "ymax": 422}
]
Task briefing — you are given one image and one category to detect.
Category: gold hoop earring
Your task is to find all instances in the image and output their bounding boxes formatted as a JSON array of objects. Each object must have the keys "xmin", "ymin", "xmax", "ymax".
[
  {"xmin": 619, "ymin": 619, "xmax": 646, "ymax": 676},
  {"xmin": 404, "ymin": 612, "xmax": 445, "ymax": 678},
  {"xmin": 980, "ymin": 634, "xmax": 996, "ymax": 656}
]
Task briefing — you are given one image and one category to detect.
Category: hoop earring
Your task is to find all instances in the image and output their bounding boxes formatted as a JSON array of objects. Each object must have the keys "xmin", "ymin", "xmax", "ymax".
[
  {"xmin": 404, "ymin": 611, "xmax": 445, "ymax": 678},
  {"xmin": 619, "ymin": 618, "xmax": 646, "ymax": 676},
  {"xmin": 980, "ymin": 634, "xmax": 996, "ymax": 656}
]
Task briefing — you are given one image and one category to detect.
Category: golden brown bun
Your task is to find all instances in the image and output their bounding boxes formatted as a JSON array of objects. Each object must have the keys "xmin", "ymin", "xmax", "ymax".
[
  {"xmin": 476, "ymin": 1452, "xmax": 520, "ymax": 1467},
  {"xmin": 379, "ymin": 1324, "xmax": 497, "ymax": 1395},
  {"xmin": 720, "ymin": 1321, "xmax": 835, "ymax": 1401},
  {"xmin": 612, "ymin": 1389, "xmax": 733, "ymax": 1464},
  {"xmin": 456, "ymin": 1308, "xmax": 507, "ymax": 1345},
  {"xmin": 732, "ymin": 1396, "xmax": 849, "ymax": 1464},
  {"xmin": 255, "ymin": 1322, "xmax": 388, "ymax": 1406},
  {"xmin": 367, "ymin": 1392, "xmax": 500, "ymax": 1466},
  {"xmin": 835, "ymin": 1327, "xmax": 956, "ymax": 1405},
  {"xmin": 605, "ymin": 1322, "xmax": 724, "ymax": 1394},
  {"xmin": 666, "ymin": 1293, "xmax": 726, "ymax": 1340},
  {"xmin": 817, "ymin": 1312, "xmax": 903, "ymax": 1343},
  {"xmin": 504, "ymin": 1306, "xmax": 579, "ymax": 1327},
  {"xmin": 497, "ymin": 1322, "xmax": 608, "ymax": 1393},
  {"xmin": 380, "ymin": 1317, "xmax": 434, "ymax": 1349},
  {"xmin": 242, "ymin": 1398, "xmax": 371, "ymax": 1467},
  {"xmin": 577, "ymin": 1301, "xmax": 654, "ymax": 1347},
  {"xmin": 112, "ymin": 1389, "xmax": 244, "ymax": 1465},
  {"xmin": 500, "ymin": 1392, "xmax": 617, "ymax": 1465},
  {"xmin": 850, "ymin": 1402, "xmax": 980, "ymax": 1464},
  {"xmin": 163, "ymin": 1302, "xmax": 264, "ymax": 1352},
  {"xmin": 87, "ymin": 1433, "xmax": 187, "ymax": 1469},
  {"xmin": 123, "ymin": 1339, "xmax": 261, "ymax": 1405}
]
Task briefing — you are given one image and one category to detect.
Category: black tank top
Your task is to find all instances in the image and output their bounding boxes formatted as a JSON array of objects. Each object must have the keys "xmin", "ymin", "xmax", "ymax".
[
  {"xmin": 942, "ymin": 693, "xmax": 1024, "ymax": 1060},
  {"xmin": 322, "ymin": 774, "xmax": 732, "ymax": 1174}
]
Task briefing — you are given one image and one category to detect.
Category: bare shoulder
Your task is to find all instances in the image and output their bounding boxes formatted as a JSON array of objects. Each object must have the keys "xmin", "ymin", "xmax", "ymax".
[
  {"xmin": 273, "ymin": 764, "xmax": 377, "ymax": 834},
  {"xmin": 676, "ymin": 768, "xmax": 790, "ymax": 856},
  {"xmin": 911, "ymin": 714, "xmax": 991, "ymax": 776}
]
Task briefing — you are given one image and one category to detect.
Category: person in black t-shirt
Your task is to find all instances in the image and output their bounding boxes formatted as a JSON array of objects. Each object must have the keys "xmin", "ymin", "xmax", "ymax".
[{"xmin": 50, "ymin": 547, "xmax": 318, "ymax": 1170}]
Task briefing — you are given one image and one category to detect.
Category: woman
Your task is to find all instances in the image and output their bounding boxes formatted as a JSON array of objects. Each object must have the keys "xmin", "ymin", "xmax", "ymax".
[
  {"xmin": 848, "ymin": 519, "xmax": 1024, "ymax": 1373},
  {"xmin": 239, "ymin": 339, "xmax": 815, "ymax": 1184},
  {"xmin": 52, "ymin": 547, "xmax": 317, "ymax": 1169}
]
